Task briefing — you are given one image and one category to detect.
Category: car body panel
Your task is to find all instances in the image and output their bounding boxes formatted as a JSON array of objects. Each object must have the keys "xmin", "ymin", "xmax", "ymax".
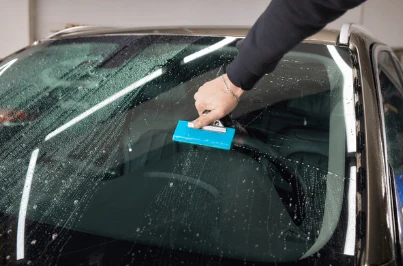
[
  {"xmin": 349, "ymin": 31, "xmax": 397, "ymax": 265},
  {"xmin": 371, "ymin": 43, "xmax": 403, "ymax": 265}
]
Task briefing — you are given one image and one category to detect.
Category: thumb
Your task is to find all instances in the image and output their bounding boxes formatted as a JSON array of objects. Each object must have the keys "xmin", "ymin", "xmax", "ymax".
[{"xmin": 193, "ymin": 110, "xmax": 222, "ymax": 128}]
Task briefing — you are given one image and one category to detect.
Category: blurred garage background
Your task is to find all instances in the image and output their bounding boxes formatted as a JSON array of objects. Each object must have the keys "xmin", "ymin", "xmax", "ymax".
[{"xmin": 0, "ymin": 0, "xmax": 402, "ymax": 60}]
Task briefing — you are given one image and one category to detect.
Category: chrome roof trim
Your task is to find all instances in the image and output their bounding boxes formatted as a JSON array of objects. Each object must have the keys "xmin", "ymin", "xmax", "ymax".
[
  {"xmin": 339, "ymin": 23, "xmax": 352, "ymax": 45},
  {"xmin": 339, "ymin": 23, "xmax": 377, "ymax": 46},
  {"xmin": 43, "ymin": 26, "xmax": 251, "ymax": 40},
  {"xmin": 45, "ymin": 26, "xmax": 118, "ymax": 40}
]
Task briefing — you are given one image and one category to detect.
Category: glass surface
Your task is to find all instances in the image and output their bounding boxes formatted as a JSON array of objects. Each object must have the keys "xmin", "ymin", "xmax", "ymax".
[
  {"xmin": 378, "ymin": 51, "xmax": 403, "ymax": 173},
  {"xmin": 0, "ymin": 35, "xmax": 355, "ymax": 265},
  {"xmin": 376, "ymin": 50, "xmax": 403, "ymax": 248}
]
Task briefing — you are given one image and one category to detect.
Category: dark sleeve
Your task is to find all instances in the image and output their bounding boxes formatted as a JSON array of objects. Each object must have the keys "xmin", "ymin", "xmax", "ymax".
[{"xmin": 226, "ymin": 0, "xmax": 366, "ymax": 90}]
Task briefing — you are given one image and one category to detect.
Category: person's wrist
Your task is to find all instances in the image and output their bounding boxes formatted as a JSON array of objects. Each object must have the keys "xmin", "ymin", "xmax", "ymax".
[{"xmin": 223, "ymin": 74, "xmax": 245, "ymax": 98}]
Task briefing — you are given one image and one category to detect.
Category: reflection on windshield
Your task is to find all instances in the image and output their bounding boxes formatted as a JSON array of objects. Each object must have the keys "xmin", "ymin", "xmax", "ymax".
[
  {"xmin": 16, "ymin": 148, "xmax": 40, "ymax": 260},
  {"xmin": 326, "ymin": 45, "xmax": 357, "ymax": 257},
  {"xmin": 327, "ymin": 45, "xmax": 356, "ymax": 154},
  {"xmin": 182, "ymin": 37, "xmax": 237, "ymax": 63},
  {"xmin": 0, "ymin": 58, "xmax": 17, "ymax": 76},
  {"xmin": 0, "ymin": 36, "xmax": 355, "ymax": 265},
  {"xmin": 45, "ymin": 68, "xmax": 164, "ymax": 141}
]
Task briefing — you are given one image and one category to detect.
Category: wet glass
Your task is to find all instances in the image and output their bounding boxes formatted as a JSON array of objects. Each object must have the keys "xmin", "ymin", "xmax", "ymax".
[
  {"xmin": 377, "ymin": 50, "xmax": 403, "ymax": 249},
  {"xmin": 0, "ymin": 35, "xmax": 356, "ymax": 265}
]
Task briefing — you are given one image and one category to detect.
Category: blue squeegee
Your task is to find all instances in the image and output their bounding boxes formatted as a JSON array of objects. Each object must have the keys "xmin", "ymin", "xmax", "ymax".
[{"xmin": 173, "ymin": 120, "xmax": 235, "ymax": 150}]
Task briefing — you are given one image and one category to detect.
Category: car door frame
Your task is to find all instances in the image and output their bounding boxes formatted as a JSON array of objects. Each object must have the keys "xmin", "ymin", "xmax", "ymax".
[
  {"xmin": 346, "ymin": 30, "xmax": 397, "ymax": 265},
  {"xmin": 371, "ymin": 43, "xmax": 403, "ymax": 264}
]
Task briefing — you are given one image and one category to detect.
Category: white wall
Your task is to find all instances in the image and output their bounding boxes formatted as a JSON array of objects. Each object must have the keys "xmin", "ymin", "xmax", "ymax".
[
  {"xmin": 33, "ymin": 0, "xmax": 268, "ymax": 39},
  {"xmin": 362, "ymin": 0, "xmax": 403, "ymax": 47},
  {"xmin": 0, "ymin": 0, "xmax": 31, "ymax": 58},
  {"xmin": 33, "ymin": 0, "xmax": 403, "ymax": 47},
  {"xmin": 1, "ymin": 0, "xmax": 403, "ymax": 59}
]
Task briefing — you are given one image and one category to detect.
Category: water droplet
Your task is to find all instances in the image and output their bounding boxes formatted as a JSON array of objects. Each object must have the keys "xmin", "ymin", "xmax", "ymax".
[
  {"xmin": 136, "ymin": 227, "xmax": 140, "ymax": 232},
  {"xmin": 31, "ymin": 240, "xmax": 37, "ymax": 245},
  {"xmin": 74, "ymin": 200, "xmax": 78, "ymax": 205},
  {"xmin": 52, "ymin": 233, "xmax": 58, "ymax": 240},
  {"xmin": 33, "ymin": 205, "xmax": 37, "ymax": 210},
  {"xmin": 169, "ymin": 182, "xmax": 173, "ymax": 187}
]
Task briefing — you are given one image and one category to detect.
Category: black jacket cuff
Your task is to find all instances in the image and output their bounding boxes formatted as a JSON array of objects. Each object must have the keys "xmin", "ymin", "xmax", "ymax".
[{"xmin": 226, "ymin": 55, "xmax": 278, "ymax": 90}]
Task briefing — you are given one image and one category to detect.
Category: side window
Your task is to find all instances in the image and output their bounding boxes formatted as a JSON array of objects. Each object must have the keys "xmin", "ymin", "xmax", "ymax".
[
  {"xmin": 378, "ymin": 51, "xmax": 403, "ymax": 172},
  {"xmin": 376, "ymin": 50, "xmax": 403, "ymax": 241}
]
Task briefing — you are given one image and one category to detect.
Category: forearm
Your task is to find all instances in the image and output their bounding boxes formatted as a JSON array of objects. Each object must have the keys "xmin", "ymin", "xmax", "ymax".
[{"xmin": 227, "ymin": 0, "xmax": 366, "ymax": 90}]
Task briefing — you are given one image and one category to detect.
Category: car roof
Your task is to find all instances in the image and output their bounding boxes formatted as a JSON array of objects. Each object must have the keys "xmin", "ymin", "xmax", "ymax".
[{"xmin": 42, "ymin": 26, "xmax": 341, "ymax": 46}]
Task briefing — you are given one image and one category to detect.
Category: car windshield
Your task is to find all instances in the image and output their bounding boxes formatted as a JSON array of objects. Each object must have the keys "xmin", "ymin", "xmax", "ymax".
[{"xmin": 0, "ymin": 35, "xmax": 356, "ymax": 265}]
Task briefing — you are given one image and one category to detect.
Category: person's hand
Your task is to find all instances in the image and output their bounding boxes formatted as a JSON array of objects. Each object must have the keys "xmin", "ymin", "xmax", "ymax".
[{"xmin": 193, "ymin": 74, "xmax": 245, "ymax": 128}]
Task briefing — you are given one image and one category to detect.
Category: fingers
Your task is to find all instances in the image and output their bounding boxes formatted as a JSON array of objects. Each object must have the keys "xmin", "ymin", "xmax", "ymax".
[
  {"xmin": 195, "ymin": 103, "xmax": 214, "ymax": 116},
  {"xmin": 194, "ymin": 90, "xmax": 205, "ymax": 116},
  {"xmin": 192, "ymin": 77, "xmax": 241, "ymax": 128},
  {"xmin": 195, "ymin": 103, "xmax": 205, "ymax": 116},
  {"xmin": 195, "ymin": 106, "xmax": 203, "ymax": 116},
  {"xmin": 193, "ymin": 109, "xmax": 223, "ymax": 128},
  {"xmin": 195, "ymin": 100, "xmax": 213, "ymax": 116}
]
